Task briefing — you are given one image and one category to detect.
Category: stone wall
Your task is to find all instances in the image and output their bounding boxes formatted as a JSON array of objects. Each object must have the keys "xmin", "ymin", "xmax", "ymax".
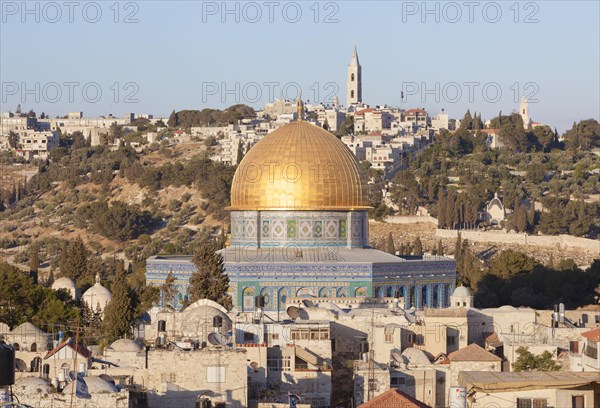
[
  {"xmin": 384, "ymin": 215, "xmax": 438, "ymax": 225},
  {"xmin": 435, "ymin": 229, "xmax": 600, "ymax": 252}
]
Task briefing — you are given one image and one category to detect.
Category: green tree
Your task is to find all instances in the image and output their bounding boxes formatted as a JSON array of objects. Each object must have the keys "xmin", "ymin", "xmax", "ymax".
[
  {"xmin": 513, "ymin": 347, "xmax": 561, "ymax": 372},
  {"xmin": 59, "ymin": 237, "xmax": 88, "ymax": 281},
  {"xmin": 28, "ymin": 242, "xmax": 40, "ymax": 273},
  {"xmin": 386, "ymin": 232, "xmax": 395, "ymax": 254},
  {"xmin": 161, "ymin": 271, "xmax": 177, "ymax": 310},
  {"xmin": 167, "ymin": 110, "xmax": 179, "ymax": 127},
  {"xmin": 236, "ymin": 139, "xmax": 244, "ymax": 165},
  {"xmin": 8, "ymin": 131, "xmax": 19, "ymax": 149},
  {"xmin": 437, "ymin": 239, "xmax": 444, "ymax": 256},
  {"xmin": 413, "ymin": 236, "xmax": 423, "ymax": 256},
  {"xmin": 102, "ymin": 262, "xmax": 133, "ymax": 342},
  {"xmin": 488, "ymin": 250, "xmax": 538, "ymax": 278},
  {"xmin": 190, "ymin": 241, "xmax": 232, "ymax": 310}
]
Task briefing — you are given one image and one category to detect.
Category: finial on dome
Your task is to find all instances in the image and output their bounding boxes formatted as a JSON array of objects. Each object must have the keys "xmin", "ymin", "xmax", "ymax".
[
  {"xmin": 297, "ymin": 96, "xmax": 304, "ymax": 121},
  {"xmin": 95, "ymin": 273, "xmax": 101, "ymax": 285}
]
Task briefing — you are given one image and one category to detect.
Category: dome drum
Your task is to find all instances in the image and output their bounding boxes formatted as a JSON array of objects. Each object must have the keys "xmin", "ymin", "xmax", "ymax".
[{"xmin": 230, "ymin": 210, "xmax": 368, "ymax": 248}]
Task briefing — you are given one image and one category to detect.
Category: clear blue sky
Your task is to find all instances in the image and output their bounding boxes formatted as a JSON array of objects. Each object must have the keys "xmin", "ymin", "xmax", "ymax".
[{"xmin": 1, "ymin": 0, "xmax": 598, "ymax": 132}]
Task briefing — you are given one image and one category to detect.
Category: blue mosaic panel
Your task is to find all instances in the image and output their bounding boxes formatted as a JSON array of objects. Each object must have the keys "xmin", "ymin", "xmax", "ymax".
[
  {"xmin": 287, "ymin": 220, "xmax": 297, "ymax": 238},
  {"xmin": 314, "ymin": 220, "xmax": 323, "ymax": 238},
  {"xmin": 324, "ymin": 220, "xmax": 338, "ymax": 238},
  {"xmin": 339, "ymin": 219, "xmax": 347, "ymax": 239},
  {"xmin": 262, "ymin": 220, "xmax": 271, "ymax": 238}
]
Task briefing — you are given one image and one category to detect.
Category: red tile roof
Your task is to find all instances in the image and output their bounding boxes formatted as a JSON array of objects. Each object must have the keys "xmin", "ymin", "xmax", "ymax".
[
  {"xmin": 355, "ymin": 108, "xmax": 376, "ymax": 116},
  {"xmin": 358, "ymin": 389, "xmax": 431, "ymax": 408},
  {"xmin": 447, "ymin": 343, "xmax": 502, "ymax": 362},
  {"xmin": 44, "ymin": 337, "xmax": 91, "ymax": 360},
  {"xmin": 582, "ymin": 327, "xmax": 600, "ymax": 342}
]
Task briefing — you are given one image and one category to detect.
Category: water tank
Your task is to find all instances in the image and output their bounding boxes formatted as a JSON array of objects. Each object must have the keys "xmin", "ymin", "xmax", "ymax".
[
  {"xmin": 449, "ymin": 386, "xmax": 466, "ymax": 408},
  {"xmin": 0, "ymin": 344, "xmax": 15, "ymax": 386},
  {"xmin": 196, "ymin": 398, "xmax": 212, "ymax": 408},
  {"xmin": 255, "ymin": 296, "xmax": 265, "ymax": 308},
  {"xmin": 213, "ymin": 315, "xmax": 223, "ymax": 328},
  {"xmin": 158, "ymin": 320, "xmax": 166, "ymax": 332}
]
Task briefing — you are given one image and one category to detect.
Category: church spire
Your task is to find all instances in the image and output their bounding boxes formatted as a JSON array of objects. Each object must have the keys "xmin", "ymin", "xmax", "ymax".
[{"xmin": 350, "ymin": 45, "xmax": 360, "ymax": 66}]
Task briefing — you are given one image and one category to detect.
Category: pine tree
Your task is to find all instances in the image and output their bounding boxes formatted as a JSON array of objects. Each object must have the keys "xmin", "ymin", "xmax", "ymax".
[
  {"xmin": 190, "ymin": 241, "xmax": 232, "ymax": 310},
  {"xmin": 102, "ymin": 261, "xmax": 133, "ymax": 342},
  {"xmin": 167, "ymin": 110, "xmax": 179, "ymax": 128},
  {"xmin": 59, "ymin": 237, "xmax": 88, "ymax": 281},
  {"xmin": 437, "ymin": 239, "xmax": 444, "ymax": 256},
  {"xmin": 386, "ymin": 232, "xmax": 396, "ymax": 254},
  {"xmin": 413, "ymin": 236, "xmax": 423, "ymax": 256}
]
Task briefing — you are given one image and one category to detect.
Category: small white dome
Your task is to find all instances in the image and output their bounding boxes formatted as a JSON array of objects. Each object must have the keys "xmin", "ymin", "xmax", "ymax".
[
  {"xmin": 452, "ymin": 286, "xmax": 472, "ymax": 298},
  {"xmin": 84, "ymin": 376, "xmax": 119, "ymax": 393},
  {"xmin": 180, "ymin": 303, "xmax": 232, "ymax": 338},
  {"xmin": 401, "ymin": 348, "xmax": 432, "ymax": 366},
  {"xmin": 82, "ymin": 274, "xmax": 112, "ymax": 312},
  {"xmin": 52, "ymin": 277, "xmax": 77, "ymax": 299},
  {"xmin": 13, "ymin": 377, "xmax": 51, "ymax": 395},
  {"xmin": 109, "ymin": 339, "xmax": 142, "ymax": 353}
]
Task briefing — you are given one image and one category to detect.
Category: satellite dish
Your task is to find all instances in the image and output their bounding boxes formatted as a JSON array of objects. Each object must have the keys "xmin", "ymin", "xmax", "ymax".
[
  {"xmin": 286, "ymin": 306, "xmax": 300, "ymax": 320},
  {"xmin": 391, "ymin": 349, "xmax": 403, "ymax": 365},
  {"xmin": 208, "ymin": 332, "xmax": 226, "ymax": 346},
  {"xmin": 301, "ymin": 299, "xmax": 315, "ymax": 307}
]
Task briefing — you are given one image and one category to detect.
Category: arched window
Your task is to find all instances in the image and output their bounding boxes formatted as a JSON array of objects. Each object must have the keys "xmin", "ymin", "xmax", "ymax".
[
  {"xmin": 243, "ymin": 287, "xmax": 255, "ymax": 311},
  {"xmin": 432, "ymin": 285, "xmax": 440, "ymax": 308},
  {"xmin": 421, "ymin": 286, "xmax": 429, "ymax": 308},
  {"xmin": 386, "ymin": 287, "xmax": 394, "ymax": 298},
  {"xmin": 351, "ymin": 90, "xmax": 355, "ymax": 99},
  {"xmin": 30, "ymin": 343, "xmax": 37, "ymax": 352},
  {"xmin": 409, "ymin": 287, "xmax": 416, "ymax": 308},
  {"xmin": 351, "ymin": 73, "xmax": 355, "ymax": 82},
  {"xmin": 13, "ymin": 343, "xmax": 20, "ymax": 351}
]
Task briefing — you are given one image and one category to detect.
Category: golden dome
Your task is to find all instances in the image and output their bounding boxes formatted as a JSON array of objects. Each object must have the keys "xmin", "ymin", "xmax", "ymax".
[{"xmin": 230, "ymin": 121, "xmax": 369, "ymax": 211}]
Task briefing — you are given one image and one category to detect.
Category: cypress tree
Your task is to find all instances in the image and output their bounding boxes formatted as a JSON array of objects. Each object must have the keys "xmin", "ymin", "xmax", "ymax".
[
  {"xmin": 386, "ymin": 232, "xmax": 396, "ymax": 254},
  {"xmin": 236, "ymin": 140, "xmax": 243, "ymax": 165},
  {"xmin": 59, "ymin": 237, "xmax": 88, "ymax": 281},
  {"xmin": 161, "ymin": 271, "xmax": 177, "ymax": 309},
  {"xmin": 190, "ymin": 241, "xmax": 232, "ymax": 310},
  {"xmin": 437, "ymin": 239, "xmax": 444, "ymax": 256},
  {"xmin": 102, "ymin": 261, "xmax": 133, "ymax": 342},
  {"xmin": 413, "ymin": 236, "xmax": 423, "ymax": 256},
  {"xmin": 28, "ymin": 242, "xmax": 40, "ymax": 273}
]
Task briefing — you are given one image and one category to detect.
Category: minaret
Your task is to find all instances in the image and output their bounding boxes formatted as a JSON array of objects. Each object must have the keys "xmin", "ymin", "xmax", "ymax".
[
  {"xmin": 297, "ymin": 97, "xmax": 304, "ymax": 121},
  {"xmin": 333, "ymin": 95, "xmax": 339, "ymax": 110},
  {"xmin": 347, "ymin": 46, "xmax": 362, "ymax": 106},
  {"xmin": 520, "ymin": 96, "xmax": 530, "ymax": 129}
]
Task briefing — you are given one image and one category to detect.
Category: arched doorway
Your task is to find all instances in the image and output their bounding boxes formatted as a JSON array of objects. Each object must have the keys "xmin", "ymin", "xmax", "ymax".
[
  {"xmin": 432, "ymin": 285, "xmax": 440, "ymax": 308},
  {"xmin": 421, "ymin": 286, "xmax": 429, "ymax": 308},
  {"xmin": 243, "ymin": 287, "xmax": 255, "ymax": 311}
]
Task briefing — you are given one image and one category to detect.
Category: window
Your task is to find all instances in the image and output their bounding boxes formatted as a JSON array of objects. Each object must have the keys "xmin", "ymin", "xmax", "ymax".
[
  {"xmin": 517, "ymin": 398, "xmax": 547, "ymax": 408},
  {"xmin": 407, "ymin": 334, "xmax": 415, "ymax": 343},
  {"xmin": 584, "ymin": 341, "xmax": 597, "ymax": 359},
  {"xmin": 572, "ymin": 396, "xmax": 584, "ymax": 408},
  {"xmin": 447, "ymin": 336, "xmax": 456, "ymax": 346},
  {"xmin": 385, "ymin": 334, "xmax": 393, "ymax": 343},
  {"xmin": 160, "ymin": 372, "xmax": 177, "ymax": 383},
  {"xmin": 390, "ymin": 375, "xmax": 405, "ymax": 387}
]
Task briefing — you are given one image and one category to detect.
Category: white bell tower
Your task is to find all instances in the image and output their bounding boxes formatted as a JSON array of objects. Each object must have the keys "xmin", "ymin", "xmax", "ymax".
[
  {"xmin": 520, "ymin": 96, "xmax": 530, "ymax": 129},
  {"xmin": 347, "ymin": 46, "xmax": 362, "ymax": 106}
]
